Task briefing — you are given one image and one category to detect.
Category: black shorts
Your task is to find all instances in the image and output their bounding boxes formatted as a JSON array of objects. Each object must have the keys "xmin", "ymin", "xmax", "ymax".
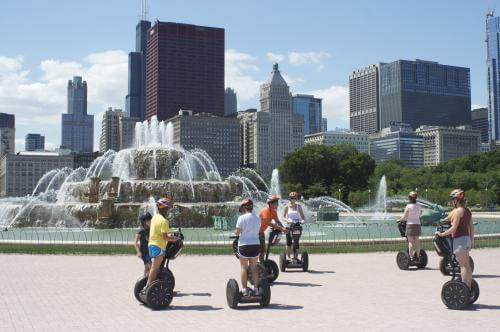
[{"xmin": 238, "ymin": 245, "xmax": 260, "ymax": 258}]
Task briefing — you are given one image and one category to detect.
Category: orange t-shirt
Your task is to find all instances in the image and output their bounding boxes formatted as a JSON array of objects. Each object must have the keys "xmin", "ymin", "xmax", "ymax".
[{"xmin": 258, "ymin": 207, "xmax": 279, "ymax": 233}]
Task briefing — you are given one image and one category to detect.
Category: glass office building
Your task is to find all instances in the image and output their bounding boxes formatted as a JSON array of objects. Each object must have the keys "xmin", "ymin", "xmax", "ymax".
[
  {"xmin": 487, "ymin": 11, "xmax": 500, "ymax": 140},
  {"xmin": 292, "ymin": 94, "xmax": 322, "ymax": 135},
  {"xmin": 370, "ymin": 132, "xmax": 424, "ymax": 168}
]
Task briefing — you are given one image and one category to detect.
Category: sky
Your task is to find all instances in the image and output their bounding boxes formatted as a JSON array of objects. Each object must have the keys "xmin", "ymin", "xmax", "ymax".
[{"xmin": 0, "ymin": 0, "xmax": 497, "ymax": 151}]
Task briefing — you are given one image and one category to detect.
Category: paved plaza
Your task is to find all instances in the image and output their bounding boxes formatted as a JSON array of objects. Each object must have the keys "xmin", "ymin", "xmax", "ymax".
[{"xmin": 1, "ymin": 249, "xmax": 499, "ymax": 331}]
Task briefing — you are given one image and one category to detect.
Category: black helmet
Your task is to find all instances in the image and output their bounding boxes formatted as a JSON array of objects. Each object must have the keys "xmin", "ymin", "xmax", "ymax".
[{"xmin": 140, "ymin": 212, "xmax": 152, "ymax": 222}]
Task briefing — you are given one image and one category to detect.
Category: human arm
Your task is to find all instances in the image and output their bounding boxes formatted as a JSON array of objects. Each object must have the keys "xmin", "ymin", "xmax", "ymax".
[
  {"xmin": 234, "ymin": 227, "xmax": 241, "ymax": 236},
  {"xmin": 298, "ymin": 204, "xmax": 305, "ymax": 224},
  {"xmin": 437, "ymin": 208, "xmax": 463, "ymax": 237},
  {"xmin": 469, "ymin": 219, "xmax": 475, "ymax": 248},
  {"xmin": 134, "ymin": 233, "xmax": 142, "ymax": 257},
  {"xmin": 235, "ymin": 216, "xmax": 243, "ymax": 236},
  {"xmin": 282, "ymin": 206, "xmax": 289, "ymax": 224},
  {"xmin": 399, "ymin": 206, "xmax": 409, "ymax": 223},
  {"xmin": 160, "ymin": 219, "xmax": 180, "ymax": 242}
]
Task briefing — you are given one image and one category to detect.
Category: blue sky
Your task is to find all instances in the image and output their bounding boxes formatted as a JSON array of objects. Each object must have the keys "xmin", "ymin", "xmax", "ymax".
[{"xmin": 0, "ymin": 0, "xmax": 496, "ymax": 150}]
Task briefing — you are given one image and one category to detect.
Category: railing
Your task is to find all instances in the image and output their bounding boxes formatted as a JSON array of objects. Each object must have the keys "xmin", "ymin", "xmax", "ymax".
[{"xmin": 1, "ymin": 220, "xmax": 499, "ymax": 249}]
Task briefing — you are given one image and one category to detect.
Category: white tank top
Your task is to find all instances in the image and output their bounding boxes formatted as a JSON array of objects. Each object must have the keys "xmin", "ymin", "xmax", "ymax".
[
  {"xmin": 405, "ymin": 203, "xmax": 422, "ymax": 225},
  {"xmin": 286, "ymin": 204, "xmax": 302, "ymax": 228}
]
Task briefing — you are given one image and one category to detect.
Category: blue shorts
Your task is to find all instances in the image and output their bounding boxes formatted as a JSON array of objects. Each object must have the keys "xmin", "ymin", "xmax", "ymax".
[
  {"xmin": 148, "ymin": 245, "xmax": 166, "ymax": 258},
  {"xmin": 140, "ymin": 253, "xmax": 151, "ymax": 264}
]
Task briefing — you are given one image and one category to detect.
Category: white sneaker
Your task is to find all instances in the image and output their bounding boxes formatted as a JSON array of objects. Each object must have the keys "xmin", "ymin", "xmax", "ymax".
[
  {"xmin": 242, "ymin": 288, "xmax": 250, "ymax": 297},
  {"xmin": 253, "ymin": 288, "xmax": 260, "ymax": 296}
]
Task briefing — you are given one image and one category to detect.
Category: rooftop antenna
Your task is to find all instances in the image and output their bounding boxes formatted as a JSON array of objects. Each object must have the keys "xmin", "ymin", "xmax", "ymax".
[{"xmin": 141, "ymin": 0, "xmax": 149, "ymax": 21}]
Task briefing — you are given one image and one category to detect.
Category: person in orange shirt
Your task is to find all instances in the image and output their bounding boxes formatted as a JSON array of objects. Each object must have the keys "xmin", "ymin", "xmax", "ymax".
[{"xmin": 258, "ymin": 195, "xmax": 287, "ymax": 263}]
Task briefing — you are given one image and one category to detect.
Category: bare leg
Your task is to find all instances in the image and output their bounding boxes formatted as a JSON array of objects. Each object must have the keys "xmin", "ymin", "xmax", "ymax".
[
  {"xmin": 407, "ymin": 236, "xmax": 416, "ymax": 257},
  {"xmin": 239, "ymin": 258, "xmax": 249, "ymax": 289},
  {"xmin": 286, "ymin": 245, "xmax": 292, "ymax": 258},
  {"xmin": 144, "ymin": 262, "xmax": 152, "ymax": 278},
  {"xmin": 414, "ymin": 236, "xmax": 421, "ymax": 258},
  {"xmin": 456, "ymin": 251, "xmax": 472, "ymax": 288},
  {"xmin": 146, "ymin": 256, "xmax": 163, "ymax": 287},
  {"xmin": 249, "ymin": 257, "xmax": 259, "ymax": 289}
]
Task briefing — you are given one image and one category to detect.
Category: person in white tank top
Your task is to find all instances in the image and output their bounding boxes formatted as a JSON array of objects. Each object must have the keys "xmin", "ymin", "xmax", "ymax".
[
  {"xmin": 398, "ymin": 192, "xmax": 423, "ymax": 261},
  {"xmin": 282, "ymin": 192, "xmax": 305, "ymax": 258}
]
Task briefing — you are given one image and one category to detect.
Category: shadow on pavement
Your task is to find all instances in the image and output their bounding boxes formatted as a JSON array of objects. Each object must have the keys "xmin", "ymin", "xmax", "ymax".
[
  {"xmin": 473, "ymin": 274, "xmax": 500, "ymax": 279},
  {"xmin": 236, "ymin": 303, "xmax": 303, "ymax": 311},
  {"xmin": 467, "ymin": 304, "xmax": 500, "ymax": 311},
  {"xmin": 272, "ymin": 281, "xmax": 322, "ymax": 287},
  {"xmin": 174, "ymin": 292, "xmax": 212, "ymax": 297},
  {"xmin": 169, "ymin": 305, "xmax": 223, "ymax": 311},
  {"xmin": 307, "ymin": 270, "xmax": 335, "ymax": 274}
]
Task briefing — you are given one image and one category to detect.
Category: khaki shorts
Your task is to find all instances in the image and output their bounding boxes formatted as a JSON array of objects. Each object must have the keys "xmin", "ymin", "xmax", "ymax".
[{"xmin": 405, "ymin": 224, "xmax": 421, "ymax": 236}]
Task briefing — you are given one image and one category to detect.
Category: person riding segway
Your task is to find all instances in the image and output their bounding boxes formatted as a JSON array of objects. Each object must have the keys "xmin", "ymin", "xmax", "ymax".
[
  {"xmin": 226, "ymin": 198, "xmax": 271, "ymax": 309},
  {"xmin": 256, "ymin": 195, "xmax": 287, "ymax": 283},
  {"xmin": 396, "ymin": 191, "xmax": 428, "ymax": 270},
  {"xmin": 280, "ymin": 192, "xmax": 308, "ymax": 272},
  {"xmin": 435, "ymin": 189, "xmax": 479, "ymax": 309},
  {"xmin": 134, "ymin": 196, "xmax": 183, "ymax": 310}
]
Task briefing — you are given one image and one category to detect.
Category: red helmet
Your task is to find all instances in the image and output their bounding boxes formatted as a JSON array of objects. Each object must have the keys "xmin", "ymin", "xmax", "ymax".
[
  {"xmin": 408, "ymin": 191, "xmax": 417, "ymax": 199},
  {"xmin": 157, "ymin": 196, "xmax": 173, "ymax": 209},
  {"xmin": 239, "ymin": 198, "xmax": 253, "ymax": 212},
  {"xmin": 289, "ymin": 192, "xmax": 298, "ymax": 200},
  {"xmin": 266, "ymin": 195, "xmax": 280, "ymax": 204},
  {"xmin": 449, "ymin": 189, "xmax": 465, "ymax": 201}
]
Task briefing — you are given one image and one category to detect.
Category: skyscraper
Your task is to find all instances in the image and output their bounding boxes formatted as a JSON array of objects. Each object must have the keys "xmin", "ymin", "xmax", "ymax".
[
  {"xmin": 125, "ymin": 19, "xmax": 151, "ymax": 120},
  {"xmin": 224, "ymin": 88, "xmax": 237, "ymax": 117},
  {"xmin": 292, "ymin": 94, "xmax": 322, "ymax": 135},
  {"xmin": 61, "ymin": 77, "xmax": 94, "ymax": 152},
  {"xmin": 379, "ymin": 59, "xmax": 471, "ymax": 130},
  {"xmin": 100, "ymin": 108, "xmax": 123, "ymax": 152},
  {"xmin": 25, "ymin": 134, "xmax": 45, "ymax": 151},
  {"xmin": 0, "ymin": 113, "xmax": 15, "ymax": 158},
  {"xmin": 146, "ymin": 21, "xmax": 225, "ymax": 121},
  {"xmin": 486, "ymin": 11, "xmax": 500, "ymax": 141},
  {"xmin": 471, "ymin": 107, "xmax": 489, "ymax": 143},
  {"xmin": 239, "ymin": 64, "xmax": 304, "ymax": 176},
  {"xmin": 349, "ymin": 64, "xmax": 380, "ymax": 134}
]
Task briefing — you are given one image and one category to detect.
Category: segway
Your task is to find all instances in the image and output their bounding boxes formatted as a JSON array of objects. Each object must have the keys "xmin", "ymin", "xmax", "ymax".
[
  {"xmin": 231, "ymin": 232, "xmax": 280, "ymax": 284},
  {"xmin": 134, "ymin": 230, "xmax": 184, "ymax": 310},
  {"xmin": 226, "ymin": 277, "xmax": 271, "ymax": 309},
  {"xmin": 280, "ymin": 222, "xmax": 308, "ymax": 272},
  {"xmin": 433, "ymin": 222, "xmax": 475, "ymax": 276},
  {"xmin": 396, "ymin": 221, "xmax": 428, "ymax": 270},
  {"xmin": 434, "ymin": 225, "xmax": 479, "ymax": 309}
]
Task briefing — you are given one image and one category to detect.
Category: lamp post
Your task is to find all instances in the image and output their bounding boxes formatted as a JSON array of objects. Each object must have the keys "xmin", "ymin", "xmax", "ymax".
[
  {"xmin": 485, "ymin": 187, "xmax": 488, "ymax": 211},
  {"xmin": 425, "ymin": 188, "xmax": 428, "ymax": 201},
  {"xmin": 338, "ymin": 188, "xmax": 341, "ymax": 201},
  {"xmin": 368, "ymin": 189, "xmax": 371, "ymax": 207}
]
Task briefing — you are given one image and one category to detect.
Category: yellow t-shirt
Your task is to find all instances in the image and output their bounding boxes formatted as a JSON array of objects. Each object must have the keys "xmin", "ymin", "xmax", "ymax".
[{"xmin": 148, "ymin": 214, "xmax": 170, "ymax": 249}]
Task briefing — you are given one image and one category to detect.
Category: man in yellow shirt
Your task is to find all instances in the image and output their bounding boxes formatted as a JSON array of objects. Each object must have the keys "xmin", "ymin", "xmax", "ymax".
[{"xmin": 146, "ymin": 196, "xmax": 181, "ymax": 288}]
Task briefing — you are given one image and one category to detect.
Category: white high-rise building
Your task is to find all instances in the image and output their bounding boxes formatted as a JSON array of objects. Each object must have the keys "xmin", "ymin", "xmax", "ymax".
[{"xmin": 239, "ymin": 64, "xmax": 304, "ymax": 176}]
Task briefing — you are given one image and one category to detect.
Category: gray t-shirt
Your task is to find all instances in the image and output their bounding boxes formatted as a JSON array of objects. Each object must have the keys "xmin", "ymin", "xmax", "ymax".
[{"xmin": 236, "ymin": 212, "xmax": 260, "ymax": 246}]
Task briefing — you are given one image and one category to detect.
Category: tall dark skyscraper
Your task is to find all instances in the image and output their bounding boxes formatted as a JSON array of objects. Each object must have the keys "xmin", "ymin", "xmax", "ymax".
[
  {"xmin": 379, "ymin": 59, "xmax": 471, "ymax": 130},
  {"xmin": 224, "ymin": 88, "xmax": 237, "ymax": 116},
  {"xmin": 471, "ymin": 107, "xmax": 489, "ymax": 143},
  {"xmin": 486, "ymin": 11, "xmax": 500, "ymax": 141},
  {"xmin": 25, "ymin": 133, "xmax": 45, "ymax": 151},
  {"xmin": 126, "ymin": 19, "xmax": 151, "ymax": 121},
  {"xmin": 61, "ymin": 76, "xmax": 94, "ymax": 152},
  {"xmin": 146, "ymin": 21, "xmax": 225, "ymax": 121}
]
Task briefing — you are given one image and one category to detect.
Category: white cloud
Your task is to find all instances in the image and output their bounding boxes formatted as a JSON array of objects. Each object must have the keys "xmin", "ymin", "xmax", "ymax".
[
  {"xmin": 0, "ymin": 51, "xmax": 128, "ymax": 151},
  {"xmin": 471, "ymin": 104, "xmax": 486, "ymax": 110},
  {"xmin": 225, "ymin": 49, "xmax": 263, "ymax": 104},
  {"xmin": 282, "ymin": 74, "xmax": 305, "ymax": 88},
  {"xmin": 266, "ymin": 52, "xmax": 285, "ymax": 63},
  {"xmin": 288, "ymin": 51, "xmax": 331, "ymax": 72},
  {"xmin": 308, "ymin": 85, "xmax": 349, "ymax": 130}
]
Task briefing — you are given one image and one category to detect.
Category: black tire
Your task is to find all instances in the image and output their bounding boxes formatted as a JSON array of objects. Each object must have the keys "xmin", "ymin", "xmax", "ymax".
[
  {"xmin": 469, "ymin": 257, "xmax": 474, "ymax": 273},
  {"xmin": 264, "ymin": 260, "xmax": 279, "ymax": 283},
  {"xmin": 396, "ymin": 251, "xmax": 410, "ymax": 270},
  {"xmin": 469, "ymin": 279, "xmax": 480, "ymax": 304},
  {"xmin": 226, "ymin": 279, "xmax": 239, "ymax": 309},
  {"xmin": 158, "ymin": 268, "xmax": 175, "ymax": 290},
  {"xmin": 441, "ymin": 280, "xmax": 470, "ymax": 310},
  {"xmin": 247, "ymin": 263, "xmax": 267, "ymax": 286},
  {"xmin": 134, "ymin": 276, "xmax": 148, "ymax": 303},
  {"xmin": 259, "ymin": 278, "xmax": 271, "ymax": 307},
  {"xmin": 279, "ymin": 252, "xmax": 287, "ymax": 272},
  {"xmin": 439, "ymin": 257, "xmax": 451, "ymax": 276},
  {"xmin": 146, "ymin": 279, "xmax": 174, "ymax": 310},
  {"xmin": 417, "ymin": 250, "xmax": 428, "ymax": 269},
  {"xmin": 302, "ymin": 252, "xmax": 309, "ymax": 272}
]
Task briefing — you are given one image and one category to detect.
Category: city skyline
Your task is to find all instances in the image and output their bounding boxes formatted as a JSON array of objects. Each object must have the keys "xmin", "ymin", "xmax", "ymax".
[{"xmin": 0, "ymin": 0, "xmax": 494, "ymax": 151}]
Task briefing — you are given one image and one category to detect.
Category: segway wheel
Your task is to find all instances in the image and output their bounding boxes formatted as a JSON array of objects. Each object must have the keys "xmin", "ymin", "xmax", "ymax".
[
  {"xmin": 301, "ymin": 252, "xmax": 309, "ymax": 272},
  {"xmin": 248, "ymin": 263, "xmax": 267, "ymax": 286},
  {"xmin": 259, "ymin": 278, "xmax": 271, "ymax": 307},
  {"xmin": 439, "ymin": 257, "xmax": 451, "ymax": 276},
  {"xmin": 134, "ymin": 276, "xmax": 148, "ymax": 303},
  {"xmin": 441, "ymin": 280, "xmax": 470, "ymax": 310},
  {"xmin": 417, "ymin": 250, "xmax": 428, "ymax": 269},
  {"xmin": 226, "ymin": 279, "xmax": 239, "ymax": 309},
  {"xmin": 159, "ymin": 268, "xmax": 175, "ymax": 290},
  {"xmin": 469, "ymin": 279, "xmax": 480, "ymax": 304},
  {"xmin": 264, "ymin": 260, "xmax": 279, "ymax": 282},
  {"xmin": 469, "ymin": 257, "xmax": 474, "ymax": 273},
  {"xmin": 396, "ymin": 251, "xmax": 410, "ymax": 270},
  {"xmin": 146, "ymin": 279, "xmax": 174, "ymax": 310},
  {"xmin": 279, "ymin": 252, "xmax": 287, "ymax": 272}
]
